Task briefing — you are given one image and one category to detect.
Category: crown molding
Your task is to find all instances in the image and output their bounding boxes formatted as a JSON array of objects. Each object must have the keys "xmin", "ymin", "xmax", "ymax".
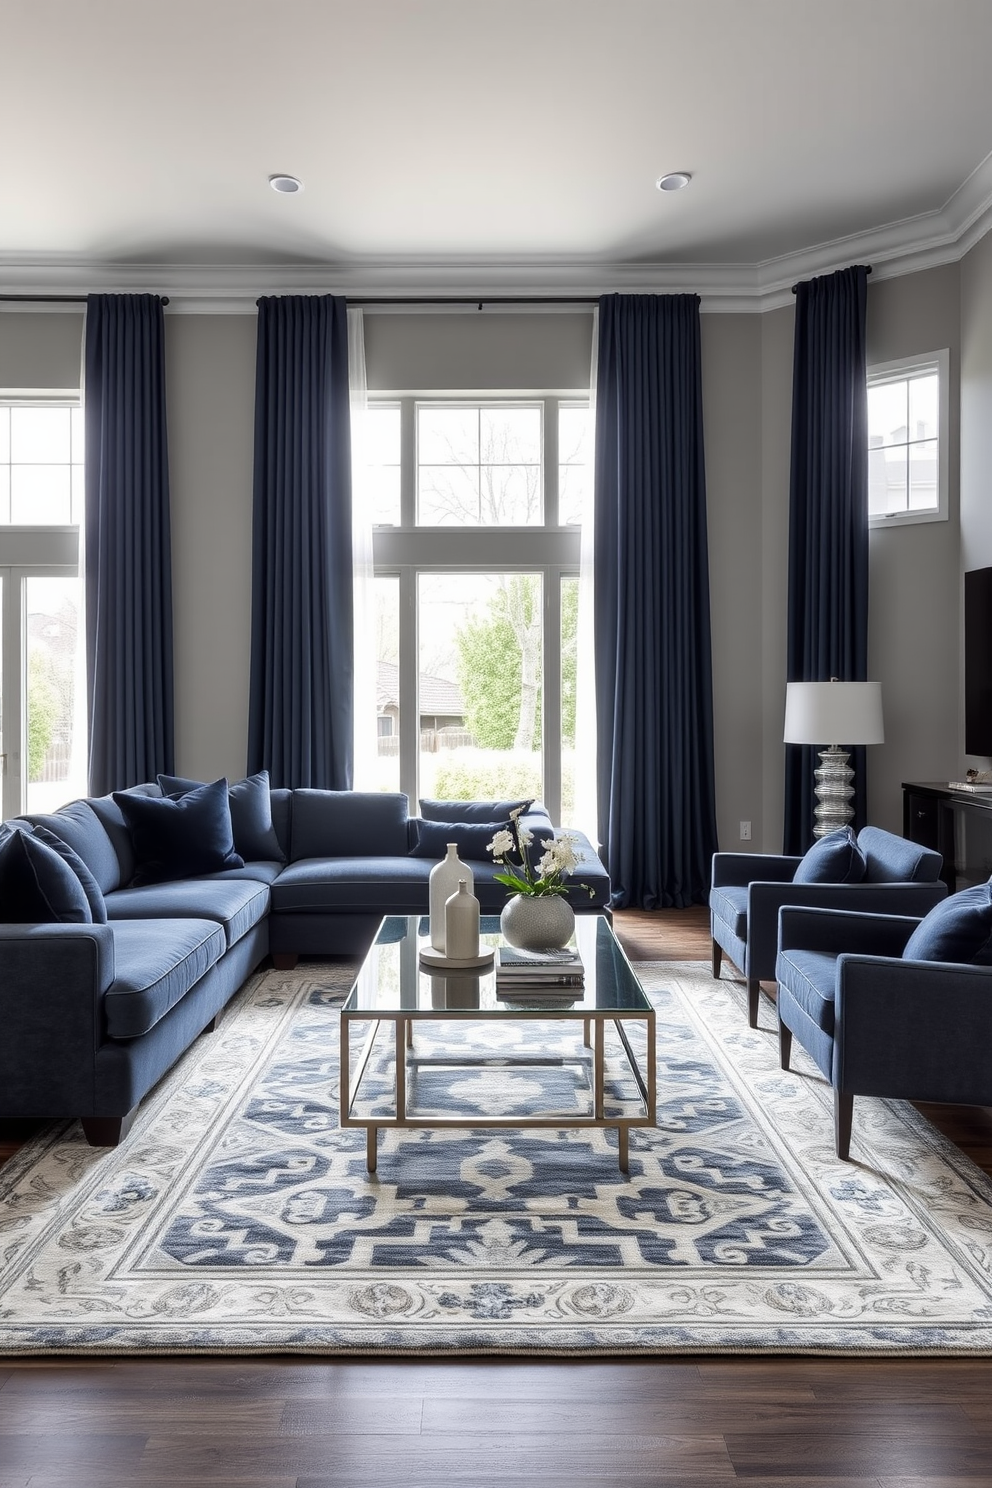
[{"xmin": 4, "ymin": 152, "xmax": 992, "ymax": 314}]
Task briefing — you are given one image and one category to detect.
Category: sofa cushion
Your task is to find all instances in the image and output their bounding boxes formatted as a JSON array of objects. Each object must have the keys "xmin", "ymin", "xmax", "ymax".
[
  {"xmin": 776, "ymin": 949, "xmax": 839, "ymax": 1035},
  {"xmin": 0, "ymin": 827, "xmax": 93, "ymax": 923},
  {"xmin": 104, "ymin": 918, "xmax": 227, "ymax": 1038},
  {"xmin": 793, "ymin": 827, "xmax": 866, "ymax": 885},
  {"xmin": 26, "ymin": 800, "xmax": 124, "ymax": 895},
  {"xmin": 113, "ymin": 778, "xmax": 245, "ymax": 886},
  {"xmin": 708, "ymin": 884, "xmax": 748, "ymax": 940},
  {"xmin": 290, "ymin": 791, "xmax": 409, "ymax": 860},
  {"xmin": 31, "ymin": 825, "xmax": 108, "ymax": 923},
  {"xmin": 104, "ymin": 878, "xmax": 269, "ymax": 948},
  {"xmin": 409, "ymin": 818, "xmax": 508, "ymax": 860},
  {"xmin": 87, "ymin": 785, "xmax": 163, "ymax": 887},
  {"xmin": 902, "ymin": 883, "xmax": 992, "ymax": 965},
  {"xmin": 858, "ymin": 825, "xmax": 943, "ymax": 884},
  {"xmin": 419, "ymin": 798, "xmax": 533, "ymax": 823},
  {"xmin": 158, "ymin": 770, "xmax": 285, "ymax": 863},
  {"xmin": 271, "ymin": 856, "xmax": 432, "ymax": 913}
]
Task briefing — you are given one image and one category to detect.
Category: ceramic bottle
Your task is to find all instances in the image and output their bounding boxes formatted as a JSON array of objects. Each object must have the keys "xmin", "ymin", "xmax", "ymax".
[
  {"xmin": 428, "ymin": 844, "xmax": 472, "ymax": 952},
  {"xmin": 444, "ymin": 878, "xmax": 481, "ymax": 961}
]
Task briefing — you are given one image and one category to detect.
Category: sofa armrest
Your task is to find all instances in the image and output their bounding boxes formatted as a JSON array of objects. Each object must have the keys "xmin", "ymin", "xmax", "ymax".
[
  {"xmin": 710, "ymin": 852, "xmax": 801, "ymax": 889},
  {"xmin": 0, "ymin": 923, "xmax": 117, "ymax": 1114},
  {"xmin": 834, "ymin": 955, "xmax": 992, "ymax": 1103},
  {"xmin": 747, "ymin": 880, "xmax": 946, "ymax": 982},
  {"xmin": 778, "ymin": 905, "xmax": 920, "ymax": 958}
]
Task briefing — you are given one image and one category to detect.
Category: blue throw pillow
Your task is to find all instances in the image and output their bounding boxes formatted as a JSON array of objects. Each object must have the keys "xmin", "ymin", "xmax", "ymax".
[
  {"xmin": 903, "ymin": 883, "xmax": 992, "ymax": 965},
  {"xmin": 793, "ymin": 827, "xmax": 867, "ymax": 885},
  {"xmin": 115, "ymin": 777, "xmax": 244, "ymax": 886},
  {"xmin": 31, "ymin": 824, "xmax": 108, "ymax": 923},
  {"xmin": 419, "ymin": 798, "xmax": 534, "ymax": 824},
  {"xmin": 0, "ymin": 826, "xmax": 93, "ymax": 923},
  {"xmin": 410, "ymin": 819, "xmax": 510, "ymax": 860},
  {"xmin": 158, "ymin": 770, "xmax": 285, "ymax": 862}
]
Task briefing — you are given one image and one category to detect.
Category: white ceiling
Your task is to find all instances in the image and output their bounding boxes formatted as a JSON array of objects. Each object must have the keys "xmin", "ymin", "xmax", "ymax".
[{"xmin": 4, "ymin": 0, "xmax": 992, "ymax": 303}]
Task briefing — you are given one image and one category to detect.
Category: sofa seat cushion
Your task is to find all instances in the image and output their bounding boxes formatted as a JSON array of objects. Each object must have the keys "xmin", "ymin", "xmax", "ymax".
[
  {"xmin": 104, "ymin": 878, "xmax": 269, "ymax": 947},
  {"xmin": 197, "ymin": 861, "xmax": 284, "ymax": 886},
  {"xmin": 105, "ymin": 918, "xmax": 227, "ymax": 1038},
  {"xmin": 271, "ymin": 856, "xmax": 432, "ymax": 913},
  {"xmin": 708, "ymin": 884, "xmax": 748, "ymax": 940},
  {"xmin": 777, "ymin": 950, "xmax": 839, "ymax": 1036}
]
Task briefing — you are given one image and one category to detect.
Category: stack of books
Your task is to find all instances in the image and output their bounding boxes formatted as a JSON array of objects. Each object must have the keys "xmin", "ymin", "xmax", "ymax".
[{"xmin": 495, "ymin": 944, "xmax": 585, "ymax": 1003}]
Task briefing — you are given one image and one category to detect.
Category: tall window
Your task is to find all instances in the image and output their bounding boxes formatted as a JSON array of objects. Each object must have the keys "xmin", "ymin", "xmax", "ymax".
[
  {"xmin": 867, "ymin": 350, "xmax": 948, "ymax": 527},
  {"xmin": 365, "ymin": 396, "xmax": 591, "ymax": 824},
  {"xmin": 0, "ymin": 398, "xmax": 86, "ymax": 817}
]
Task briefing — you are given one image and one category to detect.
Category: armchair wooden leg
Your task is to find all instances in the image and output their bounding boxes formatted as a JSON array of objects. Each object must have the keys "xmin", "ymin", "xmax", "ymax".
[
  {"xmin": 747, "ymin": 977, "xmax": 760, "ymax": 1028},
  {"xmin": 711, "ymin": 940, "xmax": 723, "ymax": 979},
  {"xmin": 778, "ymin": 1019, "xmax": 793, "ymax": 1071},
  {"xmin": 834, "ymin": 1091, "xmax": 854, "ymax": 1161}
]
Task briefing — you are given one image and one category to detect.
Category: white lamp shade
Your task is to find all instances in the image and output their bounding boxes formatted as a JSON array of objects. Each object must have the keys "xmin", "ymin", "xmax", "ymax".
[{"xmin": 783, "ymin": 681, "xmax": 884, "ymax": 746}]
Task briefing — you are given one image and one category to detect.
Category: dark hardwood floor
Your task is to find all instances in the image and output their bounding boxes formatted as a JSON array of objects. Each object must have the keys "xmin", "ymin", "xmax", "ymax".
[{"xmin": 3, "ymin": 906, "xmax": 992, "ymax": 1486}]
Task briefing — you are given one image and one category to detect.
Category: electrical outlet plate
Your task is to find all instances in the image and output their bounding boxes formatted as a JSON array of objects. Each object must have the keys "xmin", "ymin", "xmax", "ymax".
[{"xmin": 740, "ymin": 821, "xmax": 751, "ymax": 840}]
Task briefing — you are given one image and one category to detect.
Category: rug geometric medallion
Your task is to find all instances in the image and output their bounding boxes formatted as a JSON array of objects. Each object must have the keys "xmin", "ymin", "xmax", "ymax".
[{"xmin": 3, "ymin": 960, "xmax": 992, "ymax": 1356}]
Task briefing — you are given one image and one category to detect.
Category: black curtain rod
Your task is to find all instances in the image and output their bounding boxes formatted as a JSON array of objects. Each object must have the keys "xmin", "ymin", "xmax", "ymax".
[
  {"xmin": 349, "ymin": 296, "xmax": 599, "ymax": 307},
  {"xmin": 791, "ymin": 266, "xmax": 872, "ymax": 294},
  {"xmin": 0, "ymin": 294, "xmax": 170, "ymax": 304}
]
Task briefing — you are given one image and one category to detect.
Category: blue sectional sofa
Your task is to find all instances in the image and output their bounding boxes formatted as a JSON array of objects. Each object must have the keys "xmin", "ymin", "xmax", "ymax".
[{"xmin": 0, "ymin": 782, "xmax": 609, "ymax": 1146}]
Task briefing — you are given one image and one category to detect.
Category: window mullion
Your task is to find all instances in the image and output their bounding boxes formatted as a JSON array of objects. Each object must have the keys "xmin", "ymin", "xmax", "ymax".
[{"xmin": 543, "ymin": 564, "xmax": 562, "ymax": 822}]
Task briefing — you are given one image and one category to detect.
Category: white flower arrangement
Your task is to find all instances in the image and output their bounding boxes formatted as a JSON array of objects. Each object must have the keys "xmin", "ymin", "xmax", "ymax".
[{"xmin": 487, "ymin": 806, "xmax": 593, "ymax": 899}]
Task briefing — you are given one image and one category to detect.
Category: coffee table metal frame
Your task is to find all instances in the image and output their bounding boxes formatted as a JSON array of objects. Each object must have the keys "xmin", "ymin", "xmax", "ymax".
[{"xmin": 339, "ymin": 914, "xmax": 656, "ymax": 1175}]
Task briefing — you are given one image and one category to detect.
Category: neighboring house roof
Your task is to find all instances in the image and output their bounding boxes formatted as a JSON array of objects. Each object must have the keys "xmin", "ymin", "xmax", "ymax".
[{"xmin": 377, "ymin": 661, "xmax": 464, "ymax": 717}]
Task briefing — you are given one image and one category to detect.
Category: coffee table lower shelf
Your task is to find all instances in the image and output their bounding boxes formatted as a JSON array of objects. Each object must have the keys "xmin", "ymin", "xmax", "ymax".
[{"xmin": 339, "ymin": 1010, "xmax": 656, "ymax": 1176}]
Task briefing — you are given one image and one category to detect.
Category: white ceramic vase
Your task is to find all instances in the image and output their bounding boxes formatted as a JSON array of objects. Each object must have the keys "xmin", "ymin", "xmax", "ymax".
[
  {"xmin": 444, "ymin": 878, "xmax": 481, "ymax": 960},
  {"xmin": 500, "ymin": 892, "xmax": 575, "ymax": 951},
  {"xmin": 428, "ymin": 844, "xmax": 472, "ymax": 952}
]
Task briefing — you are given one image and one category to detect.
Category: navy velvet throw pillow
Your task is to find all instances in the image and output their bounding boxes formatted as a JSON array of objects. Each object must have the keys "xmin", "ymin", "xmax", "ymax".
[
  {"xmin": 157, "ymin": 770, "xmax": 285, "ymax": 862},
  {"xmin": 903, "ymin": 882, "xmax": 992, "ymax": 965},
  {"xmin": 115, "ymin": 777, "xmax": 244, "ymax": 886},
  {"xmin": 31, "ymin": 824, "xmax": 108, "ymax": 923},
  {"xmin": 410, "ymin": 819, "xmax": 510, "ymax": 860},
  {"xmin": 793, "ymin": 826, "xmax": 866, "ymax": 885},
  {"xmin": 0, "ymin": 826, "xmax": 93, "ymax": 923},
  {"xmin": 419, "ymin": 798, "xmax": 533, "ymax": 824}
]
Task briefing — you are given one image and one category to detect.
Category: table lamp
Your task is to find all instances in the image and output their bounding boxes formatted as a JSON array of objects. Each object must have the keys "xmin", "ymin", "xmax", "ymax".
[{"xmin": 784, "ymin": 679, "xmax": 884, "ymax": 838}]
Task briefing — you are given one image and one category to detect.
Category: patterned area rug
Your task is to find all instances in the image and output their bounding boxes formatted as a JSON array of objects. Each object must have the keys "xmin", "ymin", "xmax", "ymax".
[{"xmin": 3, "ymin": 960, "xmax": 992, "ymax": 1356}]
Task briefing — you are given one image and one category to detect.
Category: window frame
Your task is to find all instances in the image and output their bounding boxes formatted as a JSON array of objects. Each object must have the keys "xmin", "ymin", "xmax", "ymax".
[
  {"xmin": 867, "ymin": 349, "xmax": 949, "ymax": 529},
  {"xmin": 368, "ymin": 392, "xmax": 588, "ymax": 820}
]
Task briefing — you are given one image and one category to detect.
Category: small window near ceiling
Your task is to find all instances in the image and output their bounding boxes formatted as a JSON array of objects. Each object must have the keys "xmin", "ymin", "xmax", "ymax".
[
  {"xmin": 417, "ymin": 402, "xmax": 543, "ymax": 526},
  {"xmin": 0, "ymin": 403, "xmax": 84, "ymax": 525},
  {"xmin": 867, "ymin": 350, "xmax": 948, "ymax": 527}
]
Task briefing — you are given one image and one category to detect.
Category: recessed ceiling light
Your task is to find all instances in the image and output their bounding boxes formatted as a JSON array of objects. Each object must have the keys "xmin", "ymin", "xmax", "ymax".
[
  {"xmin": 656, "ymin": 172, "xmax": 692, "ymax": 192},
  {"xmin": 269, "ymin": 174, "xmax": 304, "ymax": 194}
]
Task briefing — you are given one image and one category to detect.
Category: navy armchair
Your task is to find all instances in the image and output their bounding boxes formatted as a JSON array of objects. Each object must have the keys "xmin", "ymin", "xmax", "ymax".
[
  {"xmin": 776, "ymin": 898, "xmax": 992, "ymax": 1161},
  {"xmin": 709, "ymin": 827, "xmax": 946, "ymax": 1029}
]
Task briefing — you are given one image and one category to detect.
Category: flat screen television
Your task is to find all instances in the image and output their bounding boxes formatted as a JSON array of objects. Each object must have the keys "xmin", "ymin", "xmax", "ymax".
[{"xmin": 965, "ymin": 566, "xmax": 992, "ymax": 756}]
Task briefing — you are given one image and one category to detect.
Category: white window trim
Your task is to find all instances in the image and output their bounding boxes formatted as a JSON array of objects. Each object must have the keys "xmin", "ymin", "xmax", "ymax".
[{"xmin": 867, "ymin": 348, "xmax": 949, "ymax": 529}]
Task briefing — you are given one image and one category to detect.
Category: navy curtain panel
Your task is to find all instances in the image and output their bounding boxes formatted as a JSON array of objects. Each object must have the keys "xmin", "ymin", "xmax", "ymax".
[
  {"xmin": 248, "ymin": 295, "xmax": 353, "ymax": 789},
  {"xmin": 84, "ymin": 293, "xmax": 174, "ymax": 796},
  {"xmin": 784, "ymin": 266, "xmax": 870, "ymax": 854},
  {"xmin": 594, "ymin": 293, "xmax": 718, "ymax": 909}
]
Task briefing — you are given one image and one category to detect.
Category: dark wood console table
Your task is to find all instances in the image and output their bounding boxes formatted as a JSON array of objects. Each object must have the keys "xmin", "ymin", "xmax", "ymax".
[{"xmin": 902, "ymin": 781, "xmax": 992, "ymax": 893}]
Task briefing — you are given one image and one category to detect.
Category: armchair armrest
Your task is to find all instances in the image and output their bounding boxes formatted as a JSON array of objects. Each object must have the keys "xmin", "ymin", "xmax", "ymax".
[
  {"xmin": 835, "ymin": 956, "xmax": 992, "ymax": 1105},
  {"xmin": 710, "ymin": 852, "xmax": 801, "ymax": 889},
  {"xmin": 747, "ymin": 879, "xmax": 947, "ymax": 982},
  {"xmin": 778, "ymin": 905, "xmax": 920, "ymax": 958}
]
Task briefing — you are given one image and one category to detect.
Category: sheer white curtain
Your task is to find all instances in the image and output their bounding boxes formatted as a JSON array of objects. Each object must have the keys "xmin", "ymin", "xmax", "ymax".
[
  {"xmin": 348, "ymin": 308, "xmax": 378, "ymax": 789},
  {"xmin": 573, "ymin": 308, "xmax": 599, "ymax": 846}
]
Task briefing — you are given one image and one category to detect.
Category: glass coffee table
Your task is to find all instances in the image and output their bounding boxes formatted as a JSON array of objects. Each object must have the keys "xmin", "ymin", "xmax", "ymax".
[{"xmin": 339, "ymin": 913, "xmax": 656, "ymax": 1175}]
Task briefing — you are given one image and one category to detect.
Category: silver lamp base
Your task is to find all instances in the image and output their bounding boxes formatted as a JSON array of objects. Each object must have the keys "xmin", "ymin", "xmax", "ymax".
[{"xmin": 813, "ymin": 745, "xmax": 855, "ymax": 838}]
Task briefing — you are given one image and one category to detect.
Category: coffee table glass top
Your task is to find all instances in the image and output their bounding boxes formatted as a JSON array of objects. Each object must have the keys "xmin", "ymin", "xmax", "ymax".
[{"xmin": 345, "ymin": 913, "xmax": 651, "ymax": 1015}]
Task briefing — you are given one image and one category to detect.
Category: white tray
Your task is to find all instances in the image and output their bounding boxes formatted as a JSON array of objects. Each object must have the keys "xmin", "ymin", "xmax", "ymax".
[{"xmin": 419, "ymin": 947, "xmax": 496, "ymax": 970}]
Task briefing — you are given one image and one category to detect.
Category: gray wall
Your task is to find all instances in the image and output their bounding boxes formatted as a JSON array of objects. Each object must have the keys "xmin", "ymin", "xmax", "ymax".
[
  {"xmin": 164, "ymin": 315, "xmax": 257, "ymax": 781},
  {"xmin": 0, "ymin": 310, "xmax": 83, "ymax": 389}
]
